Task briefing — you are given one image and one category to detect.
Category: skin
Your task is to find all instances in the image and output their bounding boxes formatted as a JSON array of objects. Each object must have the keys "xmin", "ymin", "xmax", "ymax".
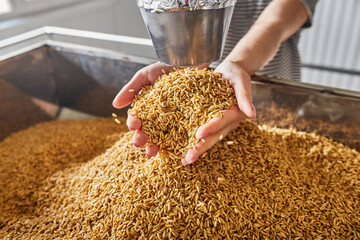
[{"xmin": 113, "ymin": 0, "xmax": 309, "ymax": 165}]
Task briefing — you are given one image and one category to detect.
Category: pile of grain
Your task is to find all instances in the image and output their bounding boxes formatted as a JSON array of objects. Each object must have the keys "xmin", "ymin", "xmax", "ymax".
[
  {"xmin": 1, "ymin": 68, "xmax": 359, "ymax": 239},
  {"xmin": 0, "ymin": 118, "xmax": 125, "ymax": 225},
  {"xmin": 130, "ymin": 68, "xmax": 237, "ymax": 157},
  {"xmin": 255, "ymin": 100, "xmax": 360, "ymax": 151},
  {"xmin": 0, "ymin": 118, "xmax": 359, "ymax": 239}
]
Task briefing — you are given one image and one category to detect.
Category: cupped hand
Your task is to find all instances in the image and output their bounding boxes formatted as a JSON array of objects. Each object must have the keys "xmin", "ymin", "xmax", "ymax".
[
  {"xmin": 181, "ymin": 60, "xmax": 256, "ymax": 165},
  {"xmin": 113, "ymin": 62, "xmax": 174, "ymax": 157},
  {"xmin": 113, "ymin": 60, "xmax": 255, "ymax": 164}
]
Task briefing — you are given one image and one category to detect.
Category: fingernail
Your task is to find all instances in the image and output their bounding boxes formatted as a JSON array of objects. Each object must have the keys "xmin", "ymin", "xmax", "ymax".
[
  {"xmin": 146, "ymin": 153, "xmax": 151, "ymax": 158},
  {"xmin": 186, "ymin": 156, "xmax": 198, "ymax": 165},
  {"xmin": 251, "ymin": 103, "xmax": 256, "ymax": 118},
  {"xmin": 196, "ymin": 132, "xmax": 209, "ymax": 139},
  {"xmin": 134, "ymin": 143, "xmax": 140, "ymax": 147},
  {"xmin": 181, "ymin": 158, "xmax": 189, "ymax": 165},
  {"xmin": 129, "ymin": 126, "xmax": 136, "ymax": 131}
]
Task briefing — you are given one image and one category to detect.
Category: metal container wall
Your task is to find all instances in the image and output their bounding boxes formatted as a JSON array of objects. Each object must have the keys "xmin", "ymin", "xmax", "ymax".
[
  {"xmin": 0, "ymin": 28, "xmax": 359, "ymax": 151},
  {"xmin": 140, "ymin": 6, "xmax": 235, "ymax": 66}
]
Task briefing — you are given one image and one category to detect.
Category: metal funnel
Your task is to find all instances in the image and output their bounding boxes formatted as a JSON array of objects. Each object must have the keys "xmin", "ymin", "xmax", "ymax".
[{"xmin": 139, "ymin": 6, "xmax": 235, "ymax": 66}]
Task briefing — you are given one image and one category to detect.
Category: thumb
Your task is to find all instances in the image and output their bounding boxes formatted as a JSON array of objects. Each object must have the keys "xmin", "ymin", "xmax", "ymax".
[{"xmin": 215, "ymin": 61, "xmax": 256, "ymax": 118}]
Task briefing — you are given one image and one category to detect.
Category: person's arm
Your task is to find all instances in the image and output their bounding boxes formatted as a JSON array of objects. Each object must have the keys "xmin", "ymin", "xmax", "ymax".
[
  {"xmin": 113, "ymin": 0, "xmax": 311, "ymax": 164},
  {"xmin": 224, "ymin": 0, "xmax": 310, "ymax": 75},
  {"xmin": 183, "ymin": 0, "xmax": 310, "ymax": 164}
]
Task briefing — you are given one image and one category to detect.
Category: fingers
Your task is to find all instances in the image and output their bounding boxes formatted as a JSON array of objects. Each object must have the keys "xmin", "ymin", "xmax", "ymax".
[
  {"xmin": 133, "ymin": 129, "xmax": 148, "ymax": 147},
  {"xmin": 127, "ymin": 114, "xmax": 142, "ymax": 131},
  {"xmin": 195, "ymin": 107, "xmax": 246, "ymax": 139},
  {"xmin": 231, "ymin": 69, "xmax": 256, "ymax": 118},
  {"xmin": 128, "ymin": 116, "xmax": 159, "ymax": 157},
  {"xmin": 215, "ymin": 61, "xmax": 256, "ymax": 118},
  {"xmin": 181, "ymin": 121, "xmax": 239, "ymax": 165},
  {"xmin": 113, "ymin": 62, "xmax": 172, "ymax": 109},
  {"xmin": 146, "ymin": 144, "xmax": 160, "ymax": 158}
]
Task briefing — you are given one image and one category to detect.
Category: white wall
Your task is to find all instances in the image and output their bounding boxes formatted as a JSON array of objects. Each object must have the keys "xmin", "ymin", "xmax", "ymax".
[
  {"xmin": 0, "ymin": 0, "xmax": 148, "ymax": 40},
  {"xmin": 298, "ymin": 0, "xmax": 360, "ymax": 91}
]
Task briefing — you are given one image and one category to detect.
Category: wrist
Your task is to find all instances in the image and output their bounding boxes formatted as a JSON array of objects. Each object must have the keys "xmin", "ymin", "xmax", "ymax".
[{"xmin": 223, "ymin": 57, "xmax": 255, "ymax": 76}]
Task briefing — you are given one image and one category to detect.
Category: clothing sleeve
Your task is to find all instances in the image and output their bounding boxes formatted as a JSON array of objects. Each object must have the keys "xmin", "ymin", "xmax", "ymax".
[{"xmin": 299, "ymin": 0, "xmax": 319, "ymax": 28}]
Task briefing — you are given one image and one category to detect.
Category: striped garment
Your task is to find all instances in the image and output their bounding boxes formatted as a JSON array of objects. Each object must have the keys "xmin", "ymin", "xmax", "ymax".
[{"xmin": 212, "ymin": 0, "xmax": 318, "ymax": 80}]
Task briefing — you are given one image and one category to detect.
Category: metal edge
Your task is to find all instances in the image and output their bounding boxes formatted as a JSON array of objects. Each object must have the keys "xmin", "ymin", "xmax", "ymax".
[
  {"xmin": 0, "ymin": 40, "xmax": 47, "ymax": 62},
  {"xmin": 252, "ymin": 74, "xmax": 360, "ymax": 99},
  {"xmin": 44, "ymin": 26, "xmax": 153, "ymax": 46},
  {"xmin": 0, "ymin": 26, "xmax": 359, "ymax": 99},
  {"xmin": 45, "ymin": 40, "xmax": 156, "ymax": 65},
  {"xmin": 0, "ymin": 26, "xmax": 154, "ymax": 62},
  {"xmin": 0, "ymin": 27, "xmax": 47, "ymax": 48}
]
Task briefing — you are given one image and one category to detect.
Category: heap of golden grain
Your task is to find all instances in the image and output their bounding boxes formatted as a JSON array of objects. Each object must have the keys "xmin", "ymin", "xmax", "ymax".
[
  {"xmin": 0, "ymin": 68, "xmax": 359, "ymax": 239},
  {"xmin": 130, "ymin": 68, "xmax": 237, "ymax": 157}
]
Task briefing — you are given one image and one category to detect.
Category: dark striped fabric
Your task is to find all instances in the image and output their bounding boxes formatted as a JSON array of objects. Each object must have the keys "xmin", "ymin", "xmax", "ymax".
[{"xmin": 213, "ymin": 0, "xmax": 318, "ymax": 80}]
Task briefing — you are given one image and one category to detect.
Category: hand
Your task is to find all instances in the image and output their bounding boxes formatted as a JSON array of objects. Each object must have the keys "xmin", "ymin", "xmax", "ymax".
[
  {"xmin": 112, "ymin": 60, "xmax": 255, "ymax": 164},
  {"xmin": 181, "ymin": 60, "xmax": 256, "ymax": 165},
  {"xmin": 113, "ymin": 62, "xmax": 173, "ymax": 157}
]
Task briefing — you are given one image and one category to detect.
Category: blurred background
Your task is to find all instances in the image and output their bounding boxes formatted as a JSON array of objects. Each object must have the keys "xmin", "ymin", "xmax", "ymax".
[{"xmin": 0, "ymin": 0, "xmax": 359, "ymax": 91}]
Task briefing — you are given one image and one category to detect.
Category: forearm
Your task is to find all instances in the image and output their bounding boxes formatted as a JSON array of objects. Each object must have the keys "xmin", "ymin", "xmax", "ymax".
[{"xmin": 225, "ymin": 0, "xmax": 309, "ymax": 75}]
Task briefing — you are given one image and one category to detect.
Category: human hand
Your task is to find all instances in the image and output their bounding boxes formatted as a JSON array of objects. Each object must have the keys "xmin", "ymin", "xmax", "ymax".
[
  {"xmin": 112, "ymin": 62, "xmax": 175, "ymax": 157},
  {"xmin": 112, "ymin": 60, "xmax": 255, "ymax": 164},
  {"xmin": 181, "ymin": 60, "xmax": 256, "ymax": 165}
]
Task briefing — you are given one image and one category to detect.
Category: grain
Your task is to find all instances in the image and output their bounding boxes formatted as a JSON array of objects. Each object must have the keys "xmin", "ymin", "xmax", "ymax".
[
  {"xmin": 112, "ymin": 113, "xmax": 117, "ymax": 118},
  {"xmin": 0, "ymin": 118, "xmax": 359, "ymax": 239},
  {"xmin": 1, "ymin": 68, "xmax": 359, "ymax": 239},
  {"xmin": 255, "ymin": 100, "xmax": 360, "ymax": 152},
  {"xmin": 114, "ymin": 118, "xmax": 121, "ymax": 124},
  {"xmin": 130, "ymin": 68, "xmax": 237, "ymax": 157}
]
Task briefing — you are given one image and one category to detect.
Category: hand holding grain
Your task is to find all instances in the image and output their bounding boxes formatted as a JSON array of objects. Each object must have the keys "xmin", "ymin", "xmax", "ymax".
[
  {"xmin": 113, "ymin": 62, "xmax": 173, "ymax": 157},
  {"xmin": 182, "ymin": 60, "xmax": 255, "ymax": 164},
  {"xmin": 112, "ymin": 61, "xmax": 255, "ymax": 164}
]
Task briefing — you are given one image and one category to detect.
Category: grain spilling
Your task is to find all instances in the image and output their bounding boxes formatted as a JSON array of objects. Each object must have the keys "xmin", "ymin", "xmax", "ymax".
[
  {"xmin": 0, "ymin": 118, "xmax": 359, "ymax": 239},
  {"xmin": 130, "ymin": 68, "xmax": 237, "ymax": 157}
]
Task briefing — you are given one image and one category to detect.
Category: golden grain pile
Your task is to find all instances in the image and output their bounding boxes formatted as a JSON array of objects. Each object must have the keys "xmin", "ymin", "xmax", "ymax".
[
  {"xmin": 0, "ymin": 118, "xmax": 359, "ymax": 239},
  {"xmin": 130, "ymin": 68, "xmax": 237, "ymax": 157},
  {"xmin": 0, "ymin": 118, "xmax": 125, "ymax": 224},
  {"xmin": 1, "ymin": 68, "xmax": 360, "ymax": 239}
]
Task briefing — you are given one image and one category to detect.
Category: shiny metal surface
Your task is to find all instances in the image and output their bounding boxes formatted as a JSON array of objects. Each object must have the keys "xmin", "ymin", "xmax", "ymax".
[
  {"xmin": 0, "ymin": 28, "xmax": 359, "ymax": 151},
  {"xmin": 137, "ymin": 0, "xmax": 237, "ymax": 11},
  {"xmin": 140, "ymin": 6, "xmax": 235, "ymax": 66}
]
